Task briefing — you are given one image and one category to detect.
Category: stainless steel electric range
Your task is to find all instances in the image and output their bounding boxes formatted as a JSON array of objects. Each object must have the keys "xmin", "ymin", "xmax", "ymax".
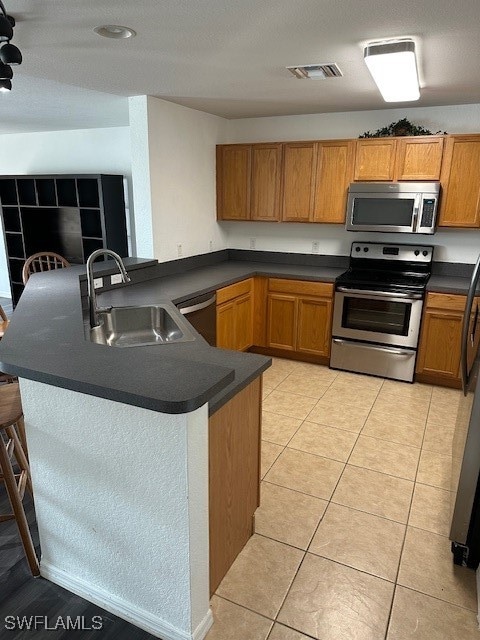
[{"xmin": 330, "ymin": 242, "xmax": 433, "ymax": 382}]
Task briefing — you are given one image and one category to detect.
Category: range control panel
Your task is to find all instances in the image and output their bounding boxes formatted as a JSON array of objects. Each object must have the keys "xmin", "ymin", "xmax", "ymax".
[{"xmin": 350, "ymin": 242, "xmax": 434, "ymax": 263}]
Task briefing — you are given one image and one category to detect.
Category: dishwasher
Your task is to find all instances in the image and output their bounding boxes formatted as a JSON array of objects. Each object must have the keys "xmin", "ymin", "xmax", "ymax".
[{"xmin": 177, "ymin": 292, "xmax": 217, "ymax": 346}]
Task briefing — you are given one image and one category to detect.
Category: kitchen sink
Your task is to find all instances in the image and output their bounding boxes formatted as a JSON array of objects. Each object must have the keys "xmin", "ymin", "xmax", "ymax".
[{"xmin": 89, "ymin": 304, "xmax": 196, "ymax": 347}]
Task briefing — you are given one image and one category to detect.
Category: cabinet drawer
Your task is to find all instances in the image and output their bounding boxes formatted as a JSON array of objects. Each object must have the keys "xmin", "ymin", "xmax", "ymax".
[
  {"xmin": 425, "ymin": 292, "xmax": 466, "ymax": 312},
  {"xmin": 217, "ymin": 278, "xmax": 253, "ymax": 304},
  {"xmin": 268, "ymin": 278, "xmax": 334, "ymax": 298}
]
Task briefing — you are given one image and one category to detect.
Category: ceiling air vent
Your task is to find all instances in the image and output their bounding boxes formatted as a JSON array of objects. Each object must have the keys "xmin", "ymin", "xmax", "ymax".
[{"xmin": 286, "ymin": 63, "xmax": 343, "ymax": 79}]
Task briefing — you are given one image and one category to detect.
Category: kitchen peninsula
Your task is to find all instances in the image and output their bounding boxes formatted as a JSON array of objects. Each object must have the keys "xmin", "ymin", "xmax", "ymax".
[
  {"xmin": 0, "ymin": 256, "xmax": 271, "ymax": 640},
  {"xmin": 0, "ymin": 249, "xmax": 474, "ymax": 640}
]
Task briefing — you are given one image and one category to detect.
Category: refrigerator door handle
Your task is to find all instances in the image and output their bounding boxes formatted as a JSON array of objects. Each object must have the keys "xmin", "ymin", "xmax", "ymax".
[
  {"xmin": 461, "ymin": 257, "xmax": 480, "ymax": 395},
  {"xmin": 471, "ymin": 303, "xmax": 479, "ymax": 347}
]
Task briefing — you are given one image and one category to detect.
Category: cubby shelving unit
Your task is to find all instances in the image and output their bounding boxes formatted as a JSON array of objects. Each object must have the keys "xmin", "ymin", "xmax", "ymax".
[{"xmin": 0, "ymin": 174, "xmax": 129, "ymax": 305}]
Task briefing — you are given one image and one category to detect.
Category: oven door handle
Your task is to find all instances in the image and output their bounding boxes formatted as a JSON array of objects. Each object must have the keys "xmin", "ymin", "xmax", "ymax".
[
  {"xmin": 332, "ymin": 339, "xmax": 414, "ymax": 357},
  {"xmin": 336, "ymin": 287, "xmax": 423, "ymax": 300}
]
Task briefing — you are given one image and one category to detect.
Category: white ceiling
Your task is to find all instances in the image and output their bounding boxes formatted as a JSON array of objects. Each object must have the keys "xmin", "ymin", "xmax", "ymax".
[{"xmin": 1, "ymin": 0, "xmax": 480, "ymax": 132}]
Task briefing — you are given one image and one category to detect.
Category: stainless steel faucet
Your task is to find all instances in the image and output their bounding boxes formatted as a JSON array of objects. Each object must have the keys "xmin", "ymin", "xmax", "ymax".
[{"xmin": 86, "ymin": 249, "xmax": 131, "ymax": 328}]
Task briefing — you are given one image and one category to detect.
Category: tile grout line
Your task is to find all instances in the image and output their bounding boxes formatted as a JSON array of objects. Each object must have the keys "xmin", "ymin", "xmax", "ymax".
[
  {"xmin": 265, "ymin": 374, "xmax": 387, "ymax": 636},
  {"xmin": 382, "ymin": 385, "xmax": 433, "ymax": 640},
  {"xmin": 261, "ymin": 364, "xmax": 351, "ymax": 635},
  {"xmin": 257, "ymin": 366, "xmax": 467, "ymax": 639}
]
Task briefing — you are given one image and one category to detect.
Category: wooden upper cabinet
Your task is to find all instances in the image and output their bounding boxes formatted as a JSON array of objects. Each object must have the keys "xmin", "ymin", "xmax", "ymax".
[
  {"xmin": 251, "ymin": 144, "xmax": 282, "ymax": 221},
  {"xmin": 282, "ymin": 142, "xmax": 317, "ymax": 222},
  {"xmin": 313, "ymin": 140, "xmax": 355, "ymax": 223},
  {"xmin": 354, "ymin": 139, "xmax": 397, "ymax": 181},
  {"xmin": 216, "ymin": 145, "xmax": 251, "ymax": 220},
  {"xmin": 395, "ymin": 136, "xmax": 444, "ymax": 180},
  {"xmin": 439, "ymin": 135, "xmax": 480, "ymax": 228}
]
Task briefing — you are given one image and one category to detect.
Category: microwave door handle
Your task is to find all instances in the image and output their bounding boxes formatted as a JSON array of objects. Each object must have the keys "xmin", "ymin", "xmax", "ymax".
[{"xmin": 413, "ymin": 194, "xmax": 421, "ymax": 231}]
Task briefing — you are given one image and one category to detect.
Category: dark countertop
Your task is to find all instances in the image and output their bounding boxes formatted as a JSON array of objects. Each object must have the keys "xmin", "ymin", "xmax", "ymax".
[
  {"xmin": 0, "ymin": 259, "xmax": 261, "ymax": 415},
  {"xmin": 100, "ymin": 261, "xmax": 343, "ymax": 308},
  {"xmin": 0, "ymin": 255, "xmax": 342, "ymax": 417},
  {"xmin": 427, "ymin": 275, "xmax": 472, "ymax": 295},
  {"xmin": 0, "ymin": 247, "xmax": 473, "ymax": 416}
]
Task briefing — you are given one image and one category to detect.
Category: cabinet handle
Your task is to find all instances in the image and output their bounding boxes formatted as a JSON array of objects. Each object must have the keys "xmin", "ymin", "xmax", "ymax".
[{"xmin": 332, "ymin": 338, "xmax": 414, "ymax": 357}]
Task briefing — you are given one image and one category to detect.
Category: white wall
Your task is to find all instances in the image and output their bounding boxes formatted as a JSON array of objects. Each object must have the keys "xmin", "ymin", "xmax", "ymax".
[
  {"xmin": 129, "ymin": 97, "xmax": 154, "ymax": 258},
  {"xmin": 0, "ymin": 126, "xmax": 132, "ymax": 296},
  {"xmin": 21, "ymin": 379, "xmax": 212, "ymax": 640},
  {"xmin": 223, "ymin": 103, "xmax": 480, "ymax": 264},
  {"xmin": 131, "ymin": 96, "xmax": 228, "ymax": 262}
]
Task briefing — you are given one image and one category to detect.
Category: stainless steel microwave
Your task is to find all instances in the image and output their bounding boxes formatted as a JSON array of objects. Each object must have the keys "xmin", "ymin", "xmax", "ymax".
[{"xmin": 346, "ymin": 182, "xmax": 440, "ymax": 234}]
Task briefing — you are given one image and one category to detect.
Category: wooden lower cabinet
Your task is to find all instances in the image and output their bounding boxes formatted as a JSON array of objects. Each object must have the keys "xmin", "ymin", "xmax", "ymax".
[
  {"xmin": 216, "ymin": 279, "xmax": 254, "ymax": 351},
  {"xmin": 266, "ymin": 279, "xmax": 334, "ymax": 359},
  {"xmin": 416, "ymin": 292, "xmax": 466, "ymax": 387},
  {"xmin": 297, "ymin": 296, "xmax": 333, "ymax": 356},
  {"xmin": 267, "ymin": 294, "xmax": 297, "ymax": 350},
  {"xmin": 208, "ymin": 377, "xmax": 261, "ymax": 595},
  {"xmin": 216, "ymin": 300, "xmax": 236, "ymax": 350}
]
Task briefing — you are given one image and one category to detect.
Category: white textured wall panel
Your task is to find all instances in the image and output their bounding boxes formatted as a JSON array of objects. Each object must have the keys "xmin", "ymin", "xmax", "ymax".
[{"xmin": 19, "ymin": 379, "xmax": 211, "ymax": 639}]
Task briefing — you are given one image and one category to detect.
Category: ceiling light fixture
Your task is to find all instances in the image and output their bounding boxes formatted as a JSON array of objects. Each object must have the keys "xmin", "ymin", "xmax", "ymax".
[
  {"xmin": 0, "ymin": 0, "xmax": 21, "ymax": 93},
  {"xmin": 0, "ymin": 59, "xmax": 12, "ymax": 78},
  {"xmin": 364, "ymin": 39, "xmax": 420, "ymax": 102},
  {"xmin": 0, "ymin": 14, "xmax": 12, "ymax": 41},
  {"xmin": 0, "ymin": 77, "xmax": 11, "ymax": 92},
  {"xmin": 0, "ymin": 42, "xmax": 21, "ymax": 65},
  {"xmin": 93, "ymin": 25, "xmax": 136, "ymax": 39}
]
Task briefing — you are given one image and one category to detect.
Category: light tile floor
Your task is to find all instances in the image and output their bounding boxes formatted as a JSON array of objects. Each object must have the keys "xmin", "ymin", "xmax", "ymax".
[{"xmin": 206, "ymin": 357, "xmax": 480, "ymax": 640}]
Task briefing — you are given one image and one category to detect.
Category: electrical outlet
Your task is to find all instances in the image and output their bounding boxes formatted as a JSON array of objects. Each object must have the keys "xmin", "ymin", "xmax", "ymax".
[
  {"xmin": 209, "ymin": 240, "xmax": 214, "ymax": 252},
  {"xmin": 111, "ymin": 273, "xmax": 123, "ymax": 285},
  {"xmin": 249, "ymin": 237, "xmax": 256, "ymax": 250},
  {"xmin": 312, "ymin": 241, "xmax": 319, "ymax": 254},
  {"xmin": 93, "ymin": 277, "xmax": 103, "ymax": 290},
  {"xmin": 177, "ymin": 243, "xmax": 183, "ymax": 258}
]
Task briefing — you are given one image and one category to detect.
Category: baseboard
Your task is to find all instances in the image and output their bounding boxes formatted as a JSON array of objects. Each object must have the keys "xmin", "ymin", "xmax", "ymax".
[
  {"xmin": 415, "ymin": 372, "xmax": 462, "ymax": 389},
  {"xmin": 249, "ymin": 345, "xmax": 330, "ymax": 366},
  {"xmin": 41, "ymin": 561, "xmax": 212, "ymax": 640},
  {"xmin": 192, "ymin": 609, "xmax": 214, "ymax": 640}
]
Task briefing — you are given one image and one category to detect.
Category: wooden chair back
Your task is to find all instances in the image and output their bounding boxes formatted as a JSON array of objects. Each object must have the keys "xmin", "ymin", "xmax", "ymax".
[
  {"xmin": 22, "ymin": 252, "xmax": 71, "ymax": 285},
  {"xmin": 0, "ymin": 305, "xmax": 8, "ymax": 339}
]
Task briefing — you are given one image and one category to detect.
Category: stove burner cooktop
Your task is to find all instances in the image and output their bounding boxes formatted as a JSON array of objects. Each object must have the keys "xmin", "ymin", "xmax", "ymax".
[{"xmin": 336, "ymin": 242, "xmax": 434, "ymax": 296}]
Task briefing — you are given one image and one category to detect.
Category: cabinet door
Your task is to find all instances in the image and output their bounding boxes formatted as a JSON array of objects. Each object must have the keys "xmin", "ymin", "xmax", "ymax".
[
  {"xmin": 313, "ymin": 140, "xmax": 355, "ymax": 223},
  {"xmin": 439, "ymin": 135, "xmax": 480, "ymax": 228},
  {"xmin": 216, "ymin": 145, "xmax": 251, "ymax": 220},
  {"xmin": 216, "ymin": 301, "xmax": 236, "ymax": 349},
  {"xmin": 416, "ymin": 294, "xmax": 466, "ymax": 381},
  {"xmin": 354, "ymin": 139, "xmax": 397, "ymax": 181},
  {"xmin": 297, "ymin": 296, "xmax": 333, "ymax": 356},
  {"xmin": 251, "ymin": 144, "xmax": 282, "ymax": 221},
  {"xmin": 267, "ymin": 294, "xmax": 297, "ymax": 350},
  {"xmin": 282, "ymin": 143, "xmax": 316, "ymax": 222},
  {"xmin": 395, "ymin": 136, "xmax": 444, "ymax": 180},
  {"xmin": 235, "ymin": 292, "xmax": 254, "ymax": 351},
  {"xmin": 209, "ymin": 378, "xmax": 261, "ymax": 595}
]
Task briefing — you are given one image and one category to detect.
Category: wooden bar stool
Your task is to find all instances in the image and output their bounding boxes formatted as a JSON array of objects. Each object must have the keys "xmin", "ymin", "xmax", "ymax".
[{"xmin": 0, "ymin": 383, "xmax": 39, "ymax": 576}]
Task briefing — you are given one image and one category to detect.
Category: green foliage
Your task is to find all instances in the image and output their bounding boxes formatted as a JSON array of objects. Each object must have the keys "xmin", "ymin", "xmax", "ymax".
[{"xmin": 359, "ymin": 118, "xmax": 446, "ymax": 138}]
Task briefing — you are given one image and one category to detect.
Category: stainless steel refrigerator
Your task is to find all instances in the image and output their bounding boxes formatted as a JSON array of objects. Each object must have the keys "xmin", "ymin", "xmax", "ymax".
[{"xmin": 450, "ymin": 255, "xmax": 480, "ymax": 567}]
